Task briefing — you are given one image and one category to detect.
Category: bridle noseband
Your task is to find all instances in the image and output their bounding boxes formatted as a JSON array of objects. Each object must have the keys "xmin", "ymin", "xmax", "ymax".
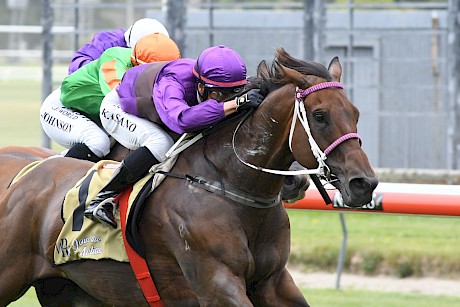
[{"xmin": 233, "ymin": 81, "xmax": 362, "ymax": 179}]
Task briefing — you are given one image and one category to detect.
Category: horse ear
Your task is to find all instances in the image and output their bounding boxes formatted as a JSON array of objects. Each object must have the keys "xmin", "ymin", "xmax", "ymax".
[
  {"xmin": 328, "ymin": 56, "xmax": 342, "ymax": 82},
  {"xmin": 257, "ymin": 60, "xmax": 270, "ymax": 79},
  {"xmin": 276, "ymin": 62, "xmax": 311, "ymax": 89}
]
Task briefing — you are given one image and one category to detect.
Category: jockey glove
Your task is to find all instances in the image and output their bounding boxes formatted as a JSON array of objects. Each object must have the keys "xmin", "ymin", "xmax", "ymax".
[{"xmin": 235, "ymin": 89, "xmax": 264, "ymax": 111}]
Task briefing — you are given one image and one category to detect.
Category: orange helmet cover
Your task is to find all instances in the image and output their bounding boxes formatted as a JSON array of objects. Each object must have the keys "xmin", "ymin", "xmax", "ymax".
[{"xmin": 131, "ymin": 33, "xmax": 181, "ymax": 65}]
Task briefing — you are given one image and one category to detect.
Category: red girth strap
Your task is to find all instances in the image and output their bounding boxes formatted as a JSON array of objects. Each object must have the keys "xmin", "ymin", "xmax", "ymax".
[{"xmin": 118, "ymin": 187, "xmax": 164, "ymax": 306}]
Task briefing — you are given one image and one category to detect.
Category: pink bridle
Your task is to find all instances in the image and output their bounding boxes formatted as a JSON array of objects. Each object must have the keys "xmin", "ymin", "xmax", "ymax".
[
  {"xmin": 232, "ymin": 81, "xmax": 362, "ymax": 177},
  {"xmin": 295, "ymin": 81, "xmax": 361, "ymax": 156}
]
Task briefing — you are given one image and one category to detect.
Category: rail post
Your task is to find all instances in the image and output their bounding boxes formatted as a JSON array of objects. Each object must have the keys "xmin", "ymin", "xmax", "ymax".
[{"xmin": 41, "ymin": 0, "xmax": 53, "ymax": 149}]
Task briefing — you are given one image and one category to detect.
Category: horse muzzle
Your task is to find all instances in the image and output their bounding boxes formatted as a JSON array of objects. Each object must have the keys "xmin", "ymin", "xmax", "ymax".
[{"xmin": 334, "ymin": 174, "xmax": 379, "ymax": 207}]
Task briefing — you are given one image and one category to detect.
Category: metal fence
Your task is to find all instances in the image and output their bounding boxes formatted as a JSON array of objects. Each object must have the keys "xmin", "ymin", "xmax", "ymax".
[{"xmin": 4, "ymin": 0, "xmax": 460, "ymax": 170}]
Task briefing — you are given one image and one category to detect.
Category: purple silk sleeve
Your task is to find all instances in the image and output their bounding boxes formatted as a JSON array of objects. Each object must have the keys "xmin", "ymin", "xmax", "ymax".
[{"xmin": 68, "ymin": 29, "xmax": 127, "ymax": 74}]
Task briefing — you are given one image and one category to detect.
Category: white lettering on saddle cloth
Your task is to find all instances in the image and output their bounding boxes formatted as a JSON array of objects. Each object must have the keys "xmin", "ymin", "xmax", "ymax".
[{"xmin": 55, "ymin": 234, "xmax": 103, "ymax": 258}]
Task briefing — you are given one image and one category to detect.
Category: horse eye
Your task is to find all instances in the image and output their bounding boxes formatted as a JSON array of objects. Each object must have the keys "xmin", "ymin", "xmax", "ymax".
[{"xmin": 313, "ymin": 111, "xmax": 325, "ymax": 122}]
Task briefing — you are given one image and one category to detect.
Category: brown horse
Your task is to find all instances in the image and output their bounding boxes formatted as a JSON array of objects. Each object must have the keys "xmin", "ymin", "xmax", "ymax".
[{"xmin": 0, "ymin": 49, "xmax": 377, "ymax": 306}]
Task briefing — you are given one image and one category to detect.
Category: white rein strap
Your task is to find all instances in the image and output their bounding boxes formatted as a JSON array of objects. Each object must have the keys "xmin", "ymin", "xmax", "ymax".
[{"xmin": 234, "ymin": 81, "xmax": 361, "ymax": 176}]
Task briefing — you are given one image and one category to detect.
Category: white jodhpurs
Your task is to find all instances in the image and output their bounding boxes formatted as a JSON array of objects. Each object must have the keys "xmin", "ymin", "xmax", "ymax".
[
  {"xmin": 99, "ymin": 89, "xmax": 174, "ymax": 162},
  {"xmin": 39, "ymin": 88, "xmax": 111, "ymax": 158}
]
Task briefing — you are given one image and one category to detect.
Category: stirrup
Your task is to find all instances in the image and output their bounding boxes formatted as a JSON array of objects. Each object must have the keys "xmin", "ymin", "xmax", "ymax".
[
  {"xmin": 84, "ymin": 192, "xmax": 114, "ymax": 217},
  {"xmin": 92, "ymin": 198, "xmax": 118, "ymax": 228}
]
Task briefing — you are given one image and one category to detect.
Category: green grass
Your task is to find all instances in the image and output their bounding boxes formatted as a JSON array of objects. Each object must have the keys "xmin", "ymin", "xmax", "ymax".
[
  {"xmin": 301, "ymin": 287, "xmax": 460, "ymax": 307},
  {"xmin": 0, "ymin": 79, "xmax": 42, "ymax": 147},
  {"xmin": 0, "ymin": 78, "xmax": 65, "ymax": 149},
  {"xmin": 0, "ymin": 65, "xmax": 67, "ymax": 148}
]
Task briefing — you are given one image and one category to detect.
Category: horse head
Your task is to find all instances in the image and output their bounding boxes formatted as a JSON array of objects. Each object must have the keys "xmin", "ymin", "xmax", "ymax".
[{"xmin": 242, "ymin": 48, "xmax": 378, "ymax": 207}]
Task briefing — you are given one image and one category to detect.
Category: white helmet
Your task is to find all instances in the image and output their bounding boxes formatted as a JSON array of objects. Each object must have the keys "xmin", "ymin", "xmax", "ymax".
[{"xmin": 124, "ymin": 18, "xmax": 169, "ymax": 48}]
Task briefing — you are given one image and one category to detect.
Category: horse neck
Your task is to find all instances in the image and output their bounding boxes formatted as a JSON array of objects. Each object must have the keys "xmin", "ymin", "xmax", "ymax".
[{"xmin": 198, "ymin": 85, "xmax": 296, "ymax": 198}]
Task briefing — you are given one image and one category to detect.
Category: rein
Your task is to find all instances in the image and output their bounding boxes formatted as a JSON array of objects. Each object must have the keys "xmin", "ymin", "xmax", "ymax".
[{"xmin": 233, "ymin": 81, "xmax": 361, "ymax": 178}]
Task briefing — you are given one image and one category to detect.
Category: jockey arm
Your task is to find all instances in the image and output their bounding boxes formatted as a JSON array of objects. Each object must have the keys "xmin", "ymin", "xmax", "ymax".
[
  {"xmin": 152, "ymin": 80, "xmax": 262, "ymax": 134},
  {"xmin": 68, "ymin": 29, "xmax": 127, "ymax": 75},
  {"xmin": 153, "ymin": 75, "xmax": 227, "ymax": 134}
]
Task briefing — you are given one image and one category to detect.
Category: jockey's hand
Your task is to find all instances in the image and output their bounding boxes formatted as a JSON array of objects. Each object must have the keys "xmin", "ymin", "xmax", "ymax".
[{"xmin": 235, "ymin": 89, "xmax": 264, "ymax": 111}]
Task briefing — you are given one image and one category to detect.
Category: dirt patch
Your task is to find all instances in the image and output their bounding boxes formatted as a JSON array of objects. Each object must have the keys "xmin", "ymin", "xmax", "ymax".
[{"xmin": 289, "ymin": 269, "xmax": 460, "ymax": 297}]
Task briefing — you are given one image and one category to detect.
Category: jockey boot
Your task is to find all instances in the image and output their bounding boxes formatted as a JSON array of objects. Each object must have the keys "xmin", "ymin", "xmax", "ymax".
[
  {"xmin": 65, "ymin": 143, "xmax": 101, "ymax": 163},
  {"xmin": 84, "ymin": 146, "xmax": 159, "ymax": 228}
]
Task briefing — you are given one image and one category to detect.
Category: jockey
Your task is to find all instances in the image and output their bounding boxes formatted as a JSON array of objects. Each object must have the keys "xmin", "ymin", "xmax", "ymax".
[
  {"xmin": 68, "ymin": 18, "xmax": 169, "ymax": 75},
  {"xmin": 87, "ymin": 45, "xmax": 264, "ymax": 228},
  {"xmin": 39, "ymin": 33, "xmax": 181, "ymax": 162}
]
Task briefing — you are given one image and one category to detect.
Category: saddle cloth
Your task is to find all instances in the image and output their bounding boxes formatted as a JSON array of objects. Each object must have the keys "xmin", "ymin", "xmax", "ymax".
[{"xmin": 54, "ymin": 156, "xmax": 177, "ymax": 265}]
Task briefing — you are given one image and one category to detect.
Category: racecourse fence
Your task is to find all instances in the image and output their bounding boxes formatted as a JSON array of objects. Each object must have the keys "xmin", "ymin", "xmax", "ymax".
[{"xmin": 285, "ymin": 182, "xmax": 460, "ymax": 217}]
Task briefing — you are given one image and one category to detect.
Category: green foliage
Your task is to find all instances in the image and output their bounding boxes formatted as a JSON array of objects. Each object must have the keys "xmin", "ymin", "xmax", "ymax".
[{"xmin": 361, "ymin": 251, "xmax": 384, "ymax": 275}]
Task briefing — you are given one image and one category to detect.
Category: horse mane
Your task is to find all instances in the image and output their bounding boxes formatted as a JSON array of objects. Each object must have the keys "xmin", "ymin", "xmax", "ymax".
[{"xmin": 247, "ymin": 48, "xmax": 332, "ymax": 96}]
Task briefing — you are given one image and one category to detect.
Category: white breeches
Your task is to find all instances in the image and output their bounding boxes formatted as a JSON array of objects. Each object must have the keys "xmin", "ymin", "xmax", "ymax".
[
  {"xmin": 99, "ymin": 89, "xmax": 174, "ymax": 162},
  {"xmin": 39, "ymin": 88, "xmax": 111, "ymax": 158}
]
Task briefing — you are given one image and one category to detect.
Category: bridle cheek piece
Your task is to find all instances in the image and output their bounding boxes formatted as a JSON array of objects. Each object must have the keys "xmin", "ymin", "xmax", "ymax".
[
  {"xmin": 292, "ymin": 81, "xmax": 361, "ymax": 177},
  {"xmin": 232, "ymin": 81, "xmax": 361, "ymax": 178}
]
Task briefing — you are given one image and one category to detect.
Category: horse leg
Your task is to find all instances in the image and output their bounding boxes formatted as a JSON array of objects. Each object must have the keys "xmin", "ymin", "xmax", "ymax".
[
  {"xmin": 0, "ymin": 197, "xmax": 40, "ymax": 305},
  {"xmin": 248, "ymin": 268, "xmax": 309, "ymax": 307},
  {"xmin": 245, "ymin": 204, "xmax": 308, "ymax": 306},
  {"xmin": 180, "ymin": 260, "xmax": 254, "ymax": 307},
  {"xmin": 34, "ymin": 277, "xmax": 106, "ymax": 306},
  {"xmin": 0, "ymin": 282, "xmax": 30, "ymax": 306},
  {"xmin": 154, "ymin": 218, "xmax": 254, "ymax": 306}
]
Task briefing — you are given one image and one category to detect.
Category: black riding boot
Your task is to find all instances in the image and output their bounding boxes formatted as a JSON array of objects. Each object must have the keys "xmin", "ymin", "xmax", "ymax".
[
  {"xmin": 65, "ymin": 143, "xmax": 101, "ymax": 163},
  {"xmin": 84, "ymin": 146, "xmax": 159, "ymax": 228}
]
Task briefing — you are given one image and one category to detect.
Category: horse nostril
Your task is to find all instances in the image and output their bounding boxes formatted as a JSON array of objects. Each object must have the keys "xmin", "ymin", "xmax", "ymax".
[{"xmin": 349, "ymin": 176, "xmax": 378, "ymax": 195}]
